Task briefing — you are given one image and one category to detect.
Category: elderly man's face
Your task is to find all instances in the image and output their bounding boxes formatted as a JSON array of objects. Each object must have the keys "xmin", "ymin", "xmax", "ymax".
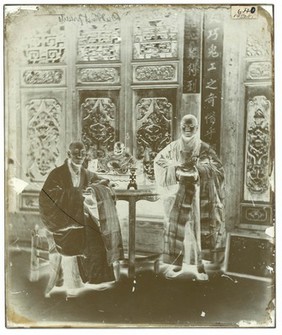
[
  {"xmin": 68, "ymin": 143, "xmax": 86, "ymax": 166},
  {"xmin": 181, "ymin": 116, "xmax": 198, "ymax": 138}
]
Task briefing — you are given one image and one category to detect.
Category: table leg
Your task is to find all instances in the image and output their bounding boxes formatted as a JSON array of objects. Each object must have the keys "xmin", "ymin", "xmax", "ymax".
[{"xmin": 128, "ymin": 199, "xmax": 136, "ymax": 279}]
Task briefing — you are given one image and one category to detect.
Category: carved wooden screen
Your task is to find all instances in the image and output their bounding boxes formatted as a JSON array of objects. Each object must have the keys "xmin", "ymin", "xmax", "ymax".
[
  {"xmin": 79, "ymin": 90, "xmax": 119, "ymax": 159},
  {"xmin": 240, "ymin": 13, "xmax": 273, "ymax": 227},
  {"xmin": 132, "ymin": 9, "xmax": 179, "ymax": 60},
  {"xmin": 131, "ymin": 8, "xmax": 180, "ymax": 180},
  {"xmin": 133, "ymin": 89, "xmax": 177, "ymax": 180},
  {"xmin": 20, "ymin": 22, "xmax": 67, "ymax": 186}
]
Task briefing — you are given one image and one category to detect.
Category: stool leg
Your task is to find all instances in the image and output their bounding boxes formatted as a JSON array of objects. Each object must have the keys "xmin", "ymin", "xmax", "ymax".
[
  {"xmin": 154, "ymin": 258, "xmax": 160, "ymax": 275},
  {"xmin": 45, "ymin": 252, "xmax": 62, "ymax": 298},
  {"xmin": 30, "ymin": 230, "xmax": 39, "ymax": 282}
]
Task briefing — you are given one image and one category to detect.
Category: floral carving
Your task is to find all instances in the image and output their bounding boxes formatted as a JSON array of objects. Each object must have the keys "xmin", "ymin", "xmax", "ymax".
[
  {"xmin": 136, "ymin": 97, "xmax": 172, "ymax": 179},
  {"xmin": 246, "ymin": 96, "xmax": 271, "ymax": 194},
  {"xmin": 77, "ymin": 67, "xmax": 120, "ymax": 83},
  {"xmin": 247, "ymin": 62, "xmax": 272, "ymax": 80},
  {"xmin": 135, "ymin": 65, "xmax": 175, "ymax": 82},
  {"xmin": 23, "ymin": 69, "xmax": 64, "ymax": 85},
  {"xmin": 26, "ymin": 99, "xmax": 61, "ymax": 181},
  {"xmin": 81, "ymin": 98, "xmax": 116, "ymax": 159}
]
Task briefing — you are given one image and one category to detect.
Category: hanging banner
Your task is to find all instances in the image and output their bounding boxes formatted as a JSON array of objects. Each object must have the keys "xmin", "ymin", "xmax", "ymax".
[
  {"xmin": 183, "ymin": 10, "xmax": 202, "ymax": 93},
  {"xmin": 201, "ymin": 10, "xmax": 224, "ymax": 153}
]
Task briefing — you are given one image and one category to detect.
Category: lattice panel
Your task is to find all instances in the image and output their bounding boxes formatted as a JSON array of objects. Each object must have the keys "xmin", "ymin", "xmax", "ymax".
[
  {"xmin": 136, "ymin": 97, "xmax": 172, "ymax": 180},
  {"xmin": 25, "ymin": 98, "xmax": 62, "ymax": 182},
  {"xmin": 77, "ymin": 24, "xmax": 121, "ymax": 62},
  {"xmin": 81, "ymin": 98, "xmax": 116, "ymax": 158},
  {"xmin": 23, "ymin": 26, "xmax": 66, "ymax": 64},
  {"xmin": 133, "ymin": 10, "xmax": 178, "ymax": 60}
]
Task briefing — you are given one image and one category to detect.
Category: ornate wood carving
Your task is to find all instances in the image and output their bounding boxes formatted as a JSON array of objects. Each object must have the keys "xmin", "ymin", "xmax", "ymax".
[
  {"xmin": 77, "ymin": 24, "xmax": 121, "ymax": 62},
  {"xmin": 20, "ymin": 192, "xmax": 39, "ymax": 211},
  {"xmin": 201, "ymin": 11, "xmax": 224, "ymax": 153},
  {"xmin": 133, "ymin": 64, "xmax": 177, "ymax": 82},
  {"xmin": 77, "ymin": 67, "xmax": 120, "ymax": 84},
  {"xmin": 133, "ymin": 10, "xmax": 178, "ymax": 60},
  {"xmin": 136, "ymin": 97, "xmax": 172, "ymax": 179},
  {"xmin": 240, "ymin": 204, "xmax": 272, "ymax": 225},
  {"xmin": 81, "ymin": 98, "xmax": 116, "ymax": 158},
  {"xmin": 246, "ymin": 61, "xmax": 272, "ymax": 80},
  {"xmin": 25, "ymin": 99, "xmax": 61, "ymax": 182},
  {"xmin": 245, "ymin": 95, "xmax": 271, "ymax": 196},
  {"xmin": 22, "ymin": 68, "xmax": 65, "ymax": 85},
  {"xmin": 246, "ymin": 33, "xmax": 271, "ymax": 58},
  {"xmin": 23, "ymin": 26, "xmax": 65, "ymax": 64}
]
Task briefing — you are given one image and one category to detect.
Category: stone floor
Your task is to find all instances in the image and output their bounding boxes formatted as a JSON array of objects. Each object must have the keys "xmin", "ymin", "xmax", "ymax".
[{"xmin": 6, "ymin": 247, "xmax": 274, "ymax": 328}]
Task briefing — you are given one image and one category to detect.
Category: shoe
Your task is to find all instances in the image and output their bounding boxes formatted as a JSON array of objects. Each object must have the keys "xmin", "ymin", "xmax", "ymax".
[
  {"xmin": 65, "ymin": 288, "xmax": 81, "ymax": 300},
  {"xmin": 193, "ymin": 272, "xmax": 209, "ymax": 281},
  {"xmin": 164, "ymin": 266, "xmax": 183, "ymax": 279},
  {"xmin": 44, "ymin": 286, "xmax": 64, "ymax": 298}
]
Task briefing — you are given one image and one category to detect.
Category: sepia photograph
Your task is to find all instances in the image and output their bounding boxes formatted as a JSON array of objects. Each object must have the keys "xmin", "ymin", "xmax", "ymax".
[{"xmin": 3, "ymin": 1, "xmax": 276, "ymax": 329}]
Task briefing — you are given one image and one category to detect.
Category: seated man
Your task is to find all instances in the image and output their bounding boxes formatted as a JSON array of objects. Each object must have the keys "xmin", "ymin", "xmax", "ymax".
[
  {"xmin": 39, "ymin": 141, "xmax": 124, "ymax": 298},
  {"xmin": 154, "ymin": 114, "xmax": 226, "ymax": 280}
]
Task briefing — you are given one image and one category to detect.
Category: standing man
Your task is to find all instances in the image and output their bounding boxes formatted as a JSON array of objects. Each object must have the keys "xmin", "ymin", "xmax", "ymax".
[
  {"xmin": 39, "ymin": 141, "xmax": 123, "ymax": 298},
  {"xmin": 154, "ymin": 114, "xmax": 225, "ymax": 280}
]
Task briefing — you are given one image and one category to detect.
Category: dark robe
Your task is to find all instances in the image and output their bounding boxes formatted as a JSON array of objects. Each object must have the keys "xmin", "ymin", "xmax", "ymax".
[{"xmin": 39, "ymin": 160, "xmax": 123, "ymax": 283}]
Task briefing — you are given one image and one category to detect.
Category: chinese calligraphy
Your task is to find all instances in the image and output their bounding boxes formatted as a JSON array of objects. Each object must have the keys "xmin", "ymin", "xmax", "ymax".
[{"xmin": 201, "ymin": 11, "xmax": 223, "ymax": 153}]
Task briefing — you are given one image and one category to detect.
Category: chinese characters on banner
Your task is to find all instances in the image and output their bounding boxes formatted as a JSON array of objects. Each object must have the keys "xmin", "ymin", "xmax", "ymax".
[
  {"xmin": 201, "ymin": 11, "xmax": 223, "ymax": 153},
  {"xmin": 183, "ymin": 10, "xmax": 202, "ymax": 93}
]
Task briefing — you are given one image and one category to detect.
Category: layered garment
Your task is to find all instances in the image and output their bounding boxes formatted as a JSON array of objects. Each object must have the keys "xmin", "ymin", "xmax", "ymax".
[
  {"xmin": 154, "ymin": 137, "xmax": 225, "ymax": 266},
  {"xmin": 39, "ymin": 160, "xmax": 124, "ymax": 285},
  {"xmin": 78, "ymin": 184, "xmax": 124, "ymax": 284}
]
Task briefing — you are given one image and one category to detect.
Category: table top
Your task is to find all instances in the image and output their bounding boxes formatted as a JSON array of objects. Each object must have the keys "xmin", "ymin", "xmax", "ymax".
[{"xmin": 114, "ymin": 186, "xmax": 159, "ymax": 201}]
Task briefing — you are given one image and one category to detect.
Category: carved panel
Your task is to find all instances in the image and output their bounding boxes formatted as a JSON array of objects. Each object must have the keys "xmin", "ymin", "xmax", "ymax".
[
  {"xmin": 246, "ymin": 61, "xmax": 272, "ymax": 80},
  {"xmin": 23, "ymin": 25, "xmax": 66, "ymax": 64},
  {"xmin": 136, "ymin": 97, "xmax": 172, "ymax": 180},
  {"xmin": 81, "ymin": 97, "xmax": 117, "ymax": 159},
  {"xmin": 240, "ymin": 204, "xmax": 272, "ymax": 225},
  {"xmin": 21, "ymin": 67, "xmax": 66, "ymax": 86},
  {"xmin": 24, "ymin": 98, "xmax": 63, "ymax": 182},
  {"xmin": 133, "ymin": 10, "xmax": 178, "ymax": 60},
  {"xmin": 77, "ymin": 67, "xmax": 120, "ymax": 84},
  {"xmin": 77, "ymin": 24, "xmax": 121, "ymax": 62},
  {"xmin": 133, "ymin": 63, "xmax": 177, "ymax": 83},
  {"xmin": 244, "ymin": 94, "xmax": 272, "ymax": 201},
  {"xmin": 246, "ymin": 33, "xmax": 271, "ymax": 58},
  {"xmin": 20, "ymin": 192, "xmax": 39, "ymax": 211}
]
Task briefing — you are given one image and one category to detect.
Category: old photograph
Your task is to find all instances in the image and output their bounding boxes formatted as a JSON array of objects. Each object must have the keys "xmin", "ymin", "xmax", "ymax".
[{"xmin": 4, "ymin": 3, "xmax": 275, "ymax": 328}]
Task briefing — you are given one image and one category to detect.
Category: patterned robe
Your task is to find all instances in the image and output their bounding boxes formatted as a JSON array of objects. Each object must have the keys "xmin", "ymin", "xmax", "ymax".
[{"xmin": 154, "ymin": 137, "xmax": 225, "ymax": 266}]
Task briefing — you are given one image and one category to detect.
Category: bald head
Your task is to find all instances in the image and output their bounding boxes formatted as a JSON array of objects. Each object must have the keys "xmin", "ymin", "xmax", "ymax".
[
  {"xmin": 68, "ymin": 141, "xmax": 86, "ymax": 166},
  {"xmin": 180, "ymin": 114, "xmax": 199, "ymax": 138}
]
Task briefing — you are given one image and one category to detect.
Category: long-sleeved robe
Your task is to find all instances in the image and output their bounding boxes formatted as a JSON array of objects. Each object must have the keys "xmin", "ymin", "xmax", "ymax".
[
  {"xmin": 39, "ymin": 160, "xmax": 124, "ymax": 284},
  {"xmin": 154, "ymin": 138, "xmax": 226, "ymax": 266}
]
